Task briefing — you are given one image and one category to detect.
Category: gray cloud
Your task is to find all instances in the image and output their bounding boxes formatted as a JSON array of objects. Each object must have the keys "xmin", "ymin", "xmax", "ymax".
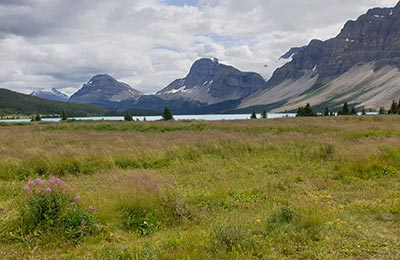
[{"xmin": 0, "ymin": 0, "xmax": 398, "ymax": 94}]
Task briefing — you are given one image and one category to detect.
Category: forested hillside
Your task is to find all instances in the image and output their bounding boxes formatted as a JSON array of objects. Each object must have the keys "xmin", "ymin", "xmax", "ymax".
[{"xmin": 0, "ymin": 88, "xmax": 113, "ymax": 116}]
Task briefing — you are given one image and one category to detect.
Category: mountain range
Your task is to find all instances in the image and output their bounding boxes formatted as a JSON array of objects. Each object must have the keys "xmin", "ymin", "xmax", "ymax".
[
  {"xmin": 31, "ymin": 88, "xmax": 69, "ymax": 102},
  {"xmin": 11, "ymin": 2, "xmax": 400, "ymax": 115}
]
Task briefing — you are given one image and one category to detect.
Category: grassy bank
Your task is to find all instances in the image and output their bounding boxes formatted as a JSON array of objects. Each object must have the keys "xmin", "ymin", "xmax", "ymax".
[{"xmin": 0, "ymin": 117, "xmax": 399, "ymax": 259}]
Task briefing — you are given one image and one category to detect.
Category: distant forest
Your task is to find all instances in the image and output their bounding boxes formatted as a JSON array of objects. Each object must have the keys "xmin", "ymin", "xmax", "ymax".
[{"xmin": 0, "ymin": 88, "xmax": 115, "ymax": 117}]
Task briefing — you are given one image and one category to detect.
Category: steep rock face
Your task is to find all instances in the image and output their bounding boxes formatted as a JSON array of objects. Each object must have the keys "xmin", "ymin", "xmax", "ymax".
[
  {"xmin": 157, "ymin": 58, "xmax": 267, "ymax": 105},
  {"xmin": 30, "ymin": 88, "xmax": 69, "ymax": 102},
  {"xmin": 70, "ymin": 74, "xmax": 142, "ymax": 106},
  {"xmin": 271, "ymin": 3, "xmax": 400, "ymax": 86},
  {"xmin": 241, "ymin": 2, "xmax": 400, "ymax": 110}
]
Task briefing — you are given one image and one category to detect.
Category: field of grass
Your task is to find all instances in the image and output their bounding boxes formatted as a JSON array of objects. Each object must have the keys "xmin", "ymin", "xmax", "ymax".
[{"xmin": 0, "ymin": 117, "xmax": 399, "ymax": 259}]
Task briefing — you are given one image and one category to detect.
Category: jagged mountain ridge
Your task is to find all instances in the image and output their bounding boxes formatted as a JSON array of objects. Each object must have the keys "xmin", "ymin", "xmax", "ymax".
[{"xmin": 241, "ymin": 2, "xmax": 400, "ymax": 111}]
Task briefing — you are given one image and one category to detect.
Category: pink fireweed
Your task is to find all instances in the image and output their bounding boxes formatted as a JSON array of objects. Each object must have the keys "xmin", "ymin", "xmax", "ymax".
[
  {"xmin": 87, "ymin": 206, "xmax": 97, "ymax": 212},
  {"xmin": 48, "ymin": 176, "xmax": 65, "ymax": 187},
  {"xmin": 35, "ymin": 178, "xmax": 45, "ymax": 186},
  {"xmin": 74, "ymin": 195, "xmax": 81, "ymax": 201},
  {"xmin": 23, "ymin": 185, "xmax": 30, "ymax": 191},
  {"xmin": 46, "ymin": 187, "xmax": 52, "ymax": 193},
  {"xmin": 28, "ymin": 179, "xmax": 34, "ymax": 186}
]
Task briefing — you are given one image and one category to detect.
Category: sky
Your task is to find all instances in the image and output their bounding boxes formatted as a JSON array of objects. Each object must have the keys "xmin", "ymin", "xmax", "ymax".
[{"xmin": 0, "ymin": 0, "xmax": 398, "ymax": 95}]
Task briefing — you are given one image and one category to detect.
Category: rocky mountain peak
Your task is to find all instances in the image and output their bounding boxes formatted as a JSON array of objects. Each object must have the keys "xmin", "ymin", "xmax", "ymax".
[
  {"xmin": 70, "ymin": 74, "xmax": 142, "ymax": 106},
  {"xmin": 183, "ymin": 58, "xmax": 224, "ymax": 89},
  {"xmin": 157, "ymin": 58, "xmax": 266, "ymax": 105}
]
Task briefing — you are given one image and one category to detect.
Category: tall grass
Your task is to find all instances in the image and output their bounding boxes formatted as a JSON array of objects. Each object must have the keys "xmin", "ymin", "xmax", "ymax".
[{"xmin": 0, "ymin": 117, "xmax": 400, "ymax": 259}]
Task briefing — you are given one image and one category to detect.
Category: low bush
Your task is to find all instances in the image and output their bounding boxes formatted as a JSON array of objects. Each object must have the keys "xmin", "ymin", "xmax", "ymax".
[
  {"xmin": 18, "ymin": 177, "xmax": 97, "ymax": 243},
  {"xmin": 213, "ymin": 224, "xmax": 254, "ymax": 252}
]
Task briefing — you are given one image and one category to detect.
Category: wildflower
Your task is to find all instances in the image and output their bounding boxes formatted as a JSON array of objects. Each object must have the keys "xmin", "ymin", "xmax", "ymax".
[
  {"xmin": 28, "ymin": 179, "xmax": 34, "ymax": 186},
  {"xmin": 23, "ymin": 185, "xmax": 30, "ymax": 191},
  {"xmin": 48, "ymin": 177, "xmax": 65, "ymax": 187},
  {"xmin": 55, "ymin": 178, "xmax": 65, "ymax": 186},
  {"xmin": 87, "ymin": 206, "xmax": 97, "ymax": 212},
  {"xmin": 46, "ymin": 187, "xmax": 52, "ymax": 193},
  {"xmin": 256, "ymin": 218, "xmax": 262, "ymax": 224},
  {"xmin": 74, "ymin": 195, "xmax": 81, "ymax": 201},
  {"xmin": 357, "ymin": 225, "xmax": 362, "ymax": 229},
  {"xmin": 48, "ymin": 177, "xmax": 56, "ymax": 186},
  {"xmin": 36, "ymin": 178, "xmax": 44, "ymax": 186},
  {"xmin": 80, "ymin": 220, "xmax": 86, "ymax": 227}
]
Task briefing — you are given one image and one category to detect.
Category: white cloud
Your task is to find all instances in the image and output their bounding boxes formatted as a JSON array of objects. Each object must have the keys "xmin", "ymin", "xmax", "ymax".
[{"xmin": 0, "ymin": 0, "xmax": 398, "ymax": 94}]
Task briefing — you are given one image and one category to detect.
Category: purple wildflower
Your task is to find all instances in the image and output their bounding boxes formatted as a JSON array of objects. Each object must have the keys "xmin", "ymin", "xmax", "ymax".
[
  {"xmin": 23, "ymin": 185, "xmax": 30, "ymax": 191},
  {"xmin": 36, "ymin": 178, "xmax": 44, "ymax": 186},
  {"xmin": 48, "ymin": 177, "xmax": 65, "ymax": 187},
  {"xmin": 46, "ymin": 187, "xmax": 52, "ymax": 193},
  {"xmin": 28, "ymin": 179, "xmax": 34, "ymax": 186},
  {"xmin": 74, "ymin": 195, "xmax": 81, "ymax": 201},
  {"xmin": 48, "ymin": 177, "xmax": 56, "ymax": 186}
]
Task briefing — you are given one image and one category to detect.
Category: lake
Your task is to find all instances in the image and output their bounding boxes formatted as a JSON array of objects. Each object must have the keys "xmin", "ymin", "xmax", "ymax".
[{"xmin": 0, "ymin": 113, "xmax": 297, "ymax": 123}]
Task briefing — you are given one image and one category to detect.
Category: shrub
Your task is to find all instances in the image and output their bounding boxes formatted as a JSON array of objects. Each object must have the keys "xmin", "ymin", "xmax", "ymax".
[
  {"xmin": 124, "ymin": 111, "xmax": 133, "ymax": 121},
  {"xmin": 18, "ymin": 177, "xmax": 97, "ymax": 242},
  {"xmin": 213, "ymin": 225, "xmax": 252, "ymax": 252},
  {"xmin": 63, "ymin": 206, "xmax": 96, "ymax": 242}
]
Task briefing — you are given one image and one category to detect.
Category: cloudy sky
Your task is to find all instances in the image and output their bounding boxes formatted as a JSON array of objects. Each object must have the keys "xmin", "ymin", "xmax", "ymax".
[{"xmin": 0, "ymin": 0, "xmax": 398, "ymax": 95}]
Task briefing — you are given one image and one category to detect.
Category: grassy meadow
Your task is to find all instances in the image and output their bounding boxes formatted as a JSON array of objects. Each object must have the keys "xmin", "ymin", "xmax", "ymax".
[{"xmin": 0, "ymin": 117, "xmax": 399, "ymax": 259}]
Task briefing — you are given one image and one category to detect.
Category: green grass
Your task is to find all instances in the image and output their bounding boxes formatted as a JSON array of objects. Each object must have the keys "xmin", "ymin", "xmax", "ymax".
[{"xmin": 0, "ymin": 117, "xmax": 400, "ymax": 259}]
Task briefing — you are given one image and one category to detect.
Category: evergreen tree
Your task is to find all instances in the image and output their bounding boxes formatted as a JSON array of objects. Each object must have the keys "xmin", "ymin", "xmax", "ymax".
[
  {"xmin": 350, "ymin": 107, "xmax": 357, "ymax": 115},
  {"xmin": 341, "ymin": 102, "xmax": 349, "ymax": 115},
  {"xmin": 250, "ymin": 110, "xmax": 257, "ymax": 119},
  {"xmin": 35, "ymin": 114, "xmax": 41, "ymax": 121},
  {"xmin": 397, "ymin": 99, "xmax": 400, "ymax": 114},
  {"xmin": 162, "ymin": 106, "xmax": 174, "ymax": 121},
  {"xmin": 303, "ymin": 103, "xmax": 315, "ymax": 117},
  {"xmin": 297, "ymin": 107, "xmax": 304, "ymax": 117},
  {"xmin": 389, "ymin": 100, "xmax": 398, "ymax": 114},
  {"xmin": 297, "ymin": 103, "xmax": 315, "ymax": 117},
  {"xmin": 261, "ymin": 110, "xmax": 267, "ymax": 119},
  {"xmin": 379, "ymin": 107, "xmax": 386, "ymax": 115},
  {"xmin": 60, "ymin": 110, "xmax": 68, "ymax": 121},
  {"xmin": 362, "ymin": 107, "xmax": 366, "ymax": 115},
  {"xmin": 324, "ymin": 107, "xmax": 329, "ymax": 116},
  {"xmin": 124, "ymin": 111, "xmax": 133, "ymax": 121}
]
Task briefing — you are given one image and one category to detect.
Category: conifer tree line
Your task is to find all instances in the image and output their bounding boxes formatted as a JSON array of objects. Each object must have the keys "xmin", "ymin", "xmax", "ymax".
[
  {"xmin": 252, "ymin": 100, "xmax": 400, "ymax": 118},
  {"xmin": 388, "ymin": 99, "xmax": 400, "ymax": 114}
]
